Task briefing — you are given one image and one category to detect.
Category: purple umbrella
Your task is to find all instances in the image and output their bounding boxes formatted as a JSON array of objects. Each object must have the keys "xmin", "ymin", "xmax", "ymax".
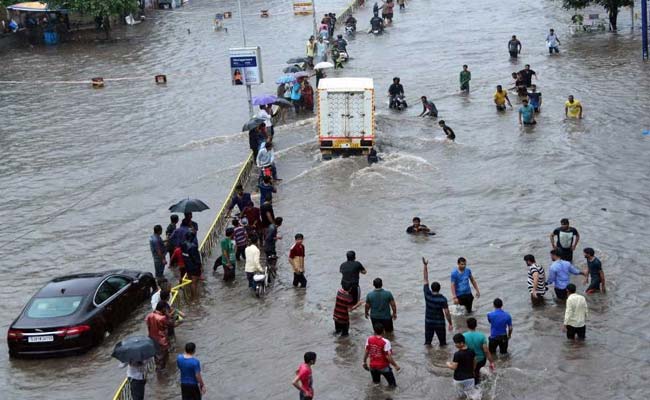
[{"xmin": 252, "ymin": 94, "xmax": 278, "ymax": 106}]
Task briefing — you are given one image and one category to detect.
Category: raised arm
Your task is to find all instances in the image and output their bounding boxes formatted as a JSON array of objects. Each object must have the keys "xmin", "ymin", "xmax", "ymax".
[{"xmin": 423, "ymin": 258, "xmax": 429, "ymax": 285}]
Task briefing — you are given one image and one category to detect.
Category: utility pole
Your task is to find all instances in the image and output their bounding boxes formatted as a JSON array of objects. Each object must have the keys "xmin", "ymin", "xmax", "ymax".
[
  {"xmin": 643, "ymin": 0, "xmax": 648, "ymax": 59},
  {"xmin": 312, "ymin": 0, "xmax": 318, "ymax": 36},
  {"xmin": 237, "ymin": 0, "xmax": 254, "ymax": 116}
]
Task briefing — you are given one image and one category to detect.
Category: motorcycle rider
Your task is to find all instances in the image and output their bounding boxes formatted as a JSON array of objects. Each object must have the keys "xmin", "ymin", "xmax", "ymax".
[
  {"xmin": 370, "ymin": 12, "xmax": 384, "ymax": 33},
  {"xmin": 334, "ymin": 34, "xmax": 348, "ymax": 54},
  {"xmin": 388, "ymin": 77, "xmax": 405, "ymax": 109},
  {"xmin": 345, "ymin": 15, "xmax": 357, "ymax": 32}
]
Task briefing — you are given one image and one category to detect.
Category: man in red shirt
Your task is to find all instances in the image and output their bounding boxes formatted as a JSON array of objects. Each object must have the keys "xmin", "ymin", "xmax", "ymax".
[
  {"xmin": 333, "ymin": 282, "xmax": 359, "ymax": 337},
  {"xmin": 292, "ymin": 351, "xmax": 317, "ymax": 400},
  {"xmin": 146, "ymin": 302, "xmax": 170, "ymax": 370},
  {"xmin": 289, "ymin": 233, "xmax": 307, "ymax": 288},
  {"xmin": 242, "ymin": 202, "xmax": 262, "ymax": 242},
  {"xmin": 363, "ymin": 323, "xmax": 401, "ymax": 387}
]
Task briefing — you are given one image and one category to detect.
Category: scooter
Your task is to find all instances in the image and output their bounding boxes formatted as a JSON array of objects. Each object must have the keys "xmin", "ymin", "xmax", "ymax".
[
  {"xmin": 258, "ymin": 165, "xmax": 272, "ymax": 185},
  {"xmin": 389, "ymin": 94, "xmax": 408, "ymax": 110}
]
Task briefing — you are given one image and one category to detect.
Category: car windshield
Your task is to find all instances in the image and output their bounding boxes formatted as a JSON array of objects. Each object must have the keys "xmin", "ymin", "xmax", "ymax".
[{"xmin": 26, "ymin": 296, "xmax": 84, "ymax": 318}]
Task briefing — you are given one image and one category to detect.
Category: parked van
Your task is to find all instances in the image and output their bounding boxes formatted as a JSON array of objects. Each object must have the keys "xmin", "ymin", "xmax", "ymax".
[{"xmin": 317, "ymin": 78, "xmax": 375, "ymax": 159}]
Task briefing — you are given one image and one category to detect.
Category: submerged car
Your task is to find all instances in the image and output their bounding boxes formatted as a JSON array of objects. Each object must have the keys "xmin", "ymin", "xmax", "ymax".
[{"xmin": 7, "ymin": 270, "xmax": 156, "ymax": 358}]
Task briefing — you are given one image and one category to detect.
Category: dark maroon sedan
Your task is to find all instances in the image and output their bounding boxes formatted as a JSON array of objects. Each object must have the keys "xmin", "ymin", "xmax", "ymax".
[{"xmin": 7, "ymin": 270, "xmax": 155, "ymax": 358}]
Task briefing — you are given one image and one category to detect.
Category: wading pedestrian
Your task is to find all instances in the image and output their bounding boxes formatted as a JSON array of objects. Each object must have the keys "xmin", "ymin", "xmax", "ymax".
[
  {"xmin": 463, "ymin": 317, "xmax": 495, "ymax": 385},
  {"xmin": 340, "ymin": 250, "xmax": 367, "ymax": 306},
  {"xmin": 422, "ymin": 258, "xmax": 453, "ymax": 346},
  {"xmin": 487, "ymin": 298, "xmax": 513, "ymax": 355},
  {"xmin": 363, "ymin": 323, "xmax": 400, "ymax": 387},
  {"xmin": 583, "ymin": 247, "xmax": 606, "ymax": 294},
  {"xmin": 221, "ymin": 227, "xmax": 236, "ymax": 281},
  {"xmin": 177, "ymin": 342, "xmax": 206, "ymax": 400},
  {"xmin": 460, "ymin": 65, "xmax": 471, "ymax": 93},
  {"xmin": 547, "ymin": 249, "xmax": 586, "ymax": 300},
  {"xmin": 146, "ymin": 302, "xmax": 169, "ymax": 371},
  {"xmin": 149, "ymin": 225, "xmax": 167, "ymax": 279},
  {"xmin": 524, "ymin": 254, "xmax": 547, "ymax": 306},
  {"xmin": 244, "ymin": 234, "xmax": 263, "ymax": 289},
  {"xmin": 508, "ymin": 35, "xmax": 521, "ymax": 58},
  {"xmin": 564, "ymin": 283, "xmax": 588, "ymax": 340},
  {"xmin": 333, "ymin": 282, "xmax": 359, "ymax": 337},
  {"xmin": 450, "ymin": 257, "xmax": 480, "ymax": 313},
  {"xmin": 292, "ymin": 352, "xmax": 317, "ymax": 400},
  {"xmin": 365, "ymin": 278, "xmax": 397, "ymax": 333},
  {"xmin": 550, "ymin": 218, "xmax": 580, "ymax": 262},
  {"xmin": 447, "ymin": 334, "xmax": 477, "ymax": 398},
  {"xmin": 289, "ymin": 233, "xmax": 307, "ymax": 288}
]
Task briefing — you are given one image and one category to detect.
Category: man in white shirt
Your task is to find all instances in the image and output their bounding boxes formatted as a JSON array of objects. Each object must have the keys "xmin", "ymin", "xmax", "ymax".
[
  {"xmin": 244, "ymin": 234, "xmax": 264, "ymax": 289},
  {"xmin": 256, "ymin": 142, "xmax": 279, "ymax": 180},
  {"xmin": 546, "ymin": 28, "xmax": 561, "ymax": 54},
  {"xmin": 564, "ymin": 283, "xmax": 588, "ymax": 340},
  {"xmin": 257, "ymin": 105, "xmax": 274, "ymax": 137}
]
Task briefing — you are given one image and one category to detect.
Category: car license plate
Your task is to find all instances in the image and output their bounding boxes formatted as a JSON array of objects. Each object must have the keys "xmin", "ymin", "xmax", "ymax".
[{"xmin": 28, "ymin": 335, "xmax": 54, "ymax": 343}]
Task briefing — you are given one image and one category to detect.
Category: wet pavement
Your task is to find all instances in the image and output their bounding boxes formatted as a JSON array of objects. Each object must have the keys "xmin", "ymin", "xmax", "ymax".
[{"xmin": 1, "ymin": 0, "xmax": 650, "ymax": 399}]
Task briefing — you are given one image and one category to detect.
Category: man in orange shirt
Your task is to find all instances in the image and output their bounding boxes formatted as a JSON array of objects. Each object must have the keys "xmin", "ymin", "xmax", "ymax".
[{"xmin": 146, "ymin": 302, "xmax": 170, "ymax": 370}]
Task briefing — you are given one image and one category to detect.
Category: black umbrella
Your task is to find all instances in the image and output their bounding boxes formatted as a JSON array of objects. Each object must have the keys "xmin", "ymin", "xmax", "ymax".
[
  {"xmin": 283, "ymin": 65, "xmax": 303, "ymax": 73},
  {"xmin": 169, "ymin": 198, "xmax": 210, "ymax": 213},
  {"xmin": 286, "ymin": 57, "xmax": 308, "ymax": 64},
  {"xmin": 111, "ymin": 336, "xmax": 160, "ymax": 363},
  {"xmin": 242, "ymin": 117, "xmax": 266, "ymax": 131},
  {"xmin": 273, "ymin": 98, "xmax": 293, "ymax": 107}
]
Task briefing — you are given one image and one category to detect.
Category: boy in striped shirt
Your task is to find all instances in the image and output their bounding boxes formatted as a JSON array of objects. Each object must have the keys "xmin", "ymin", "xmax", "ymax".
[
  {"xmin": 333, "ymin": 282, "xmax": 359, "ymax": 337},
  {"xmin": 232, "ymin": 219, "xmax": 248, "ymax": 261}
]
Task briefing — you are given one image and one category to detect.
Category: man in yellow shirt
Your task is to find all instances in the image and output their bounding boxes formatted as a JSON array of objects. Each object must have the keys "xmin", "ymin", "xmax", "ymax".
[
  {"xmin": 493, "ymin": 85, "xmax": 512, "ymax": 112},
  {"xmin": 565, "ymin": 95, "xmax": 583, "ymax": 119}
]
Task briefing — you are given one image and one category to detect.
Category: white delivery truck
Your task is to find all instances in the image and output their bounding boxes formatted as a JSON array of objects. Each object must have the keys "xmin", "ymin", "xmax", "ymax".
[{"xmin": 317, "ymin": 78, "xmax": 375, "ymax": 159}]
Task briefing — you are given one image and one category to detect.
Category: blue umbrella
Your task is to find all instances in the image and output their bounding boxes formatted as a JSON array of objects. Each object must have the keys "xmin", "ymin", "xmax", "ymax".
[
  {"xmin": 252, "ymin": 94, "xmax": 278, "ymax": 106},
  {"xmin": 276, "ymin": 75, "xmax": 297, "ymax": 84}
]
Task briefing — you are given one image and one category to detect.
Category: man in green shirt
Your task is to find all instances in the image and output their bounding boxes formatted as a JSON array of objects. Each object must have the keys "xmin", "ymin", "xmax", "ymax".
[
  {"xmin": 365, "ymin": 278, "xmax": 397, "ymax": 333},
  {"xmin": 460, "ymin": 65, "xmax": 471, "ymax": 93},
  {"xmin": 462, "ymin": 317, "xmax": 495, "ymax": 384},
  {"xmin": 221, "ymin": 227, "xmax": 237, "ymax": 281}
]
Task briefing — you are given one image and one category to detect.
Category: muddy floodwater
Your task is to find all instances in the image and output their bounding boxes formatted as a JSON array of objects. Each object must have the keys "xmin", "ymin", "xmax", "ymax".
[{"xmin": 1, "ymin": 0, "xmax": 650, "ymax": 399}]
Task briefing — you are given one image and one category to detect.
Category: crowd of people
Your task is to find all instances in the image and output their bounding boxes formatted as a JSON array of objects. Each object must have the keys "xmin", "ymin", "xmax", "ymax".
[{"xmin": 138, "ymin": 3, "xmax": 608, "ymax": 400}]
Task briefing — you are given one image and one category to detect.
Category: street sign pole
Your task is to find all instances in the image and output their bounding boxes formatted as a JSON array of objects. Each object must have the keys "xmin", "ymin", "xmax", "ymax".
[
  {"xmin": 237, "ymin": 0, "xmax": 254, "ymax": 116},
  {"xmin": 642, "ymin": 0, "xmax": 648, "ymax": 59},
  {"xmin": 312, "ymin": 0, "xmax": 318, "ymax": 36}
]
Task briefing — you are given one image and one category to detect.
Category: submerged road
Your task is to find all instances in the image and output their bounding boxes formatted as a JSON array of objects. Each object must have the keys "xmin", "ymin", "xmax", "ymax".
[{"xmin": 1, "ymin": 0, "xmax": 650, "ymax": 399}]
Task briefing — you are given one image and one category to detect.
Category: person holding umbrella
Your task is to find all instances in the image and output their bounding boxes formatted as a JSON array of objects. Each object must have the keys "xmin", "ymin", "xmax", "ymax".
[{"xmin": 112, "ymin": 336, "xmax": 159, "ymax": 400}]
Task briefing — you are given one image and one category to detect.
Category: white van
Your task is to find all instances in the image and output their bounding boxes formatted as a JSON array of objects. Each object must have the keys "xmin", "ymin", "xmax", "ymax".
[{"xmin": 317, "ymin": 78, "xmax": 375, "ymax": 159}]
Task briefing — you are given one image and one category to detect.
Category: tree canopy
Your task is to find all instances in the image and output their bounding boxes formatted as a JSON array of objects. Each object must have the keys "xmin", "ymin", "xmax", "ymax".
[
  {"xmin": 562, "ymin": 0, "xmax": 634, "ymax": 30},
  {"xmin": 48, "ymin": 0, "xmax": 139, "ymax": 18}
]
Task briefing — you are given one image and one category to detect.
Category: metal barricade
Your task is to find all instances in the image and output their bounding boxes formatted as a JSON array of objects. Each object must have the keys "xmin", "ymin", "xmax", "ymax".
[{"xmin": 198, "ymin": 153, "xmax": 254, "ymax": 261}]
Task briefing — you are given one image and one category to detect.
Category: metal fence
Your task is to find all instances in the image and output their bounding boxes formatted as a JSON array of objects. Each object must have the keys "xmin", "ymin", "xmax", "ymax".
[{"xmin": 198, "ymin": 153, "xmax": 254, "ymax": 260}]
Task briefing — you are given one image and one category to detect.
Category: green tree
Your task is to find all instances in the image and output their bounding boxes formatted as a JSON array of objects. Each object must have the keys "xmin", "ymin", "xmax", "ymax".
[
  {"xmin": 48, "ymin": 0, "xmax": 139, "ymax": 38},
  {"xmin": 562, "ymin": 0, "xmax": 634, "ymax": 31}
]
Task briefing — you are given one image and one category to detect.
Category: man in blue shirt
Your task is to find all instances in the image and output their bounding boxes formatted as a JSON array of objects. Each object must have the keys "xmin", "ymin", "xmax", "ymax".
[
  {"xmin": 177, "ymin": 342, "xmax": 206, "ymax": 400},
  {"xmin": 486, "ymin": 298, "xmax": 513, "ymax": 355},
  {"xmin": 422, "ymin": 258, "xmax": 452, "ymax": 346},
  {"xmin": 149, "ymin": 225, "xmax": 166, "ymax": 279},
  {"xmin": 228, "ymin": 185, "xmax": 253, "ymax": 215},
  {"xmin": 547, "ymin": 249, "xmax": 586, "ymax": 300},
  {"xmin": 518, "ymin": 98, "xmax": 536, "ymax": 126},
  {"xmin": 450, "ymin": 257, "xmax": 481, "ymax": 313}
]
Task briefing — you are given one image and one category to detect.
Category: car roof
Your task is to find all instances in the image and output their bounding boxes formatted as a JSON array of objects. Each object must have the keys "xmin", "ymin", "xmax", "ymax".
[{"xmin": 35, "ymin": 270, "xmax": 137, "ymax": 298}]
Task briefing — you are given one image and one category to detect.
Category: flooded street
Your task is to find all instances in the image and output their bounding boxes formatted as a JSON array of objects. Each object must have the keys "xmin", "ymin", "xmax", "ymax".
[{"xmin": 2, "ymin": 0, "xmax": 650, "ymax": 399}]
